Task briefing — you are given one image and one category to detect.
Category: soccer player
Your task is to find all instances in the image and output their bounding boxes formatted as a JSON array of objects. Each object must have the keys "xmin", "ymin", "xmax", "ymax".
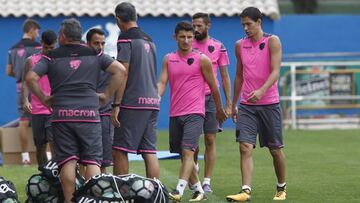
[
  {"xmin": 191, "ymin": 12, "xmax": 232, "ymax": 193},
  {"xmin": 22, "ymin": 30, "xmax": 57, "ymax": 166},
  {"xmin": 226, "ymin": 7, "xmax": 286, "ymax": 202},
  {"xmin": 6, "ymin": 19, "xmax": 41, "ymax": 165},
  {"xmin": 158, "ymin": 21, "xmax": 227, "ymax": 202},
  {"xmin": 26, "ymin": 18, "xmax": 126, "ymax": 203},
  {"xmin": 111, "ymin": 2, "xmax": 160, "ymax": 179},
  {"xmin": 86, "ymin": 28, "xmax": 113, "ymax": 173}
]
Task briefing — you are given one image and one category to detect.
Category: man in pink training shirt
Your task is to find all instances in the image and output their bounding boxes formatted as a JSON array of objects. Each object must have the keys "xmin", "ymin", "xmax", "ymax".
[
  {"xmin": 22, "ymin": 30, "xmax": 57, "ymax": 166},
  {"xmin": 226, "ymin": 7, "xmax": 286, "ymax": 202},
  {"xmin": 191, "ymin": 12, "xmax": 232, "ymax": 193},
  {"xmin": 158, "ymin": 21, "xmax": 227, "ymax": 202}
]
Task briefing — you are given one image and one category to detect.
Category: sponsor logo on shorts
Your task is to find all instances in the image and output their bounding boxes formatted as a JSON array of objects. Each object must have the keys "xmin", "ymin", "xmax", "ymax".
[
  {"xmin": 138, "ymin": 97, "xmax": 160, "ymax": 105},
  {"xmin": 58, "ymin": 109, "xmax": 96, "ymax": 117}
]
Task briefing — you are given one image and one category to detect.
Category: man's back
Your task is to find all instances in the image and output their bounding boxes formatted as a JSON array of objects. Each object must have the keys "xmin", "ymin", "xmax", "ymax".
[{"xmin": 117, "ymin": 27, "xmax": 159, "ymax": 110}]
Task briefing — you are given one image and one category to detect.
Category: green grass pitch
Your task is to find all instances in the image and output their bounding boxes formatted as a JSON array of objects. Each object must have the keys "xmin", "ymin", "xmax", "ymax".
[{"xmin": 1, "ymin": 129, "xmax": 360, "ymax": 202}]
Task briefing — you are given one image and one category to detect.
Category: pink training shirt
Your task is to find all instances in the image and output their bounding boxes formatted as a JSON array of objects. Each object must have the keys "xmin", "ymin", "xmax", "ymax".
[
  {"xmin": 239, "ymin": 34, "xmax": 279, "ymax": 105},
  {"xmin": 31, "ymin": 53, "xmax": 51, "ymax": 115},
  {"xmin": 167, "ymin": 50, "xmax": 206, "ymax": 117},
  {"xmin": 192, "ymin": 37, "xmax": 229, "ymax": 94}
]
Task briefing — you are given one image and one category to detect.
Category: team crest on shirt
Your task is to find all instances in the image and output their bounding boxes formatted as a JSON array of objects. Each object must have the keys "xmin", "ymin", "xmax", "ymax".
[
  {"xmin": 70, "ymin": 59, "xmax": 82, "ymax": 70},
  {"xmin": 259, "ymin": 43, "xmax": 265, "ymax": 50},
  {"xmin": 144, "ymin": 43, "xmax": 150, "ymax": 53},
  {"xmin": 208, "ymin": 45, "xmax": 215, "ymax": 53},
  {"xmin": 17, "ymin": 48, "xmax": 25, "ymax": 57},
  {"xmin": 187, "ymin": 58, "xmax": 194, "ymax": 65}
]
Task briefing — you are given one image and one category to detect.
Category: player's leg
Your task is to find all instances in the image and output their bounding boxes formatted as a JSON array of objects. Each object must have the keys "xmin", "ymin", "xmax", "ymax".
[
  {"xmin": 31, "ymin": 114, "xmax": 48, "ymax": 166},
  {"xmin": 60, "ymin": 160, "xmax": 77, "ymax": 203},
  {"xmin": 18, "ymin": 92, "xmax": 31, "ymax": 164},
  {"xmin": 258, "ymin": 104, "xmax": 286, "ymax": 200},
  {"xmin": 140, "ymin": 110, "xmax": 160, "ymax": 179},
  {"xmin": 226, "ymin": 105, "xmax": 258, "ymax": 202}
]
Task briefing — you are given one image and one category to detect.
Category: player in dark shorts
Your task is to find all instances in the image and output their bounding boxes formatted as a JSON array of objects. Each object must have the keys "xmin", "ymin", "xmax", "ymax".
[
  {"xmin": 157, "ymin": 21, "xmax": 227, "ymax": 202},
  {"xmin": 7, "ymin": 19, "xmax": 41, "ymax": 165},
  {"xmin": 191, "ymin": 12, "xmax": 232, "ymax": 193},
  {"xmin": 111, "ymin": 2, "xmax": 160, "ymax": 179},
  {"xmin": 22, "ymin": 30, "xmax": 57, "ymax": 166},
  {"xmin": 86, "ymin": 28, "xmax": 114, "ymax": 173},
  {"xmin": 26, "ymin": 18, "xmax": 127, "ymax": 203}
]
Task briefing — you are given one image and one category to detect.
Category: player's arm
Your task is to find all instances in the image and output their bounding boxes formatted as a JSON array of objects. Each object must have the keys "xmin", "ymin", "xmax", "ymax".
[
  {"xmin": 247, "ymin": 35, "xmax": 282, "ymax": 103},
  {"xmin": 219, "ymin": 66, "xmax": 232, "ymax": 115},
  {"xmin": 232, "ymin": 40, "xmax": 244, "ymax": 122},
  {"xmin": 102, "ymin": 60, "xmax": 127, "ymax": 104},
  {"xmin": 26, "ymin": 70, "xmax": 49, "ymax": 108},
  {"xmin": 6, "ymin": 64, "xmax": 15, "ymax": 77},
  {"xmin": 22, "ymin": 57, "xmax": 33, "ymax": 113},
  {"xmin": 201, "ymin": 55, "xmax": 227, "ymax": 123},
  {"xmin": 157, "ymin": 56, "xmax": 169, "ymax": 97},
  {"xmin": 111, "ymin": 61, "xmax": 129, "ymax": 128}
]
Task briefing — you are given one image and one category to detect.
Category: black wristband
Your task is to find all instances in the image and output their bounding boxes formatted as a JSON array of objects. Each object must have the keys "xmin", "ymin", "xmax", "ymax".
[{"xmin": 111, "ymin": 103, "xmax": 121, "ymax": 108}]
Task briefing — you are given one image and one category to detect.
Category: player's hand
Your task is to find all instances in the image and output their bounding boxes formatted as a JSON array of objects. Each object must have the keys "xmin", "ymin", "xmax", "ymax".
[
  {"xmin": 225, "ymin": 102, "xmax": 232, "ymax": 116},
  {"xmin": 23, "ymin": 100, "xmax": 32, "ymax": 114},
  {"xmin": 111, "ymin": 107, "xmax": 120, "ymax": 128},
  {"xmin": 247, "ymin": 89, "xmax": 265, "ymax": 103},
  {"xmin": 216, "ymin": 108, "xmax": 228, "ymax": 124},
  {"xmin": 231, "ymin": 105, "xmax": 238, "ymax": 123},
  {"xmin": 42, "ymin": 96, "xmax": 53, "ymax": 112}
]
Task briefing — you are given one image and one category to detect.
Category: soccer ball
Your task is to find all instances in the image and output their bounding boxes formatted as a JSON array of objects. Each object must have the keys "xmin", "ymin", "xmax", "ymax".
[
  {"xmin": 26, "ymin": 174, "xmax": 51, "ymax": 201},
  {"xmin": 1, "ymin": 198, "xmax": 19, "ymax": 203},
  {"xmin": 90, "ymin": 179, "xmax": 114, "ymax": 197},
  {"xmin": 130, "ymin": 179, "xmax": 154, "ymax": 199},
  {"xmin": 75, "ymin": 173, "xmax": 85, "ymax": 190}
]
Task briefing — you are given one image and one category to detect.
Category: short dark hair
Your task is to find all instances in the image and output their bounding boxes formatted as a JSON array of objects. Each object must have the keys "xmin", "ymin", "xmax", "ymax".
[
  {"xmin": 60, "ymin": 18, "xmax": 82, "ymax": 42},
  {"xmin": 41, "ymin": 30, "xmax": 57, "ymax": 45},
  {"xmin": 240, "ymin": 7, "xmax": 263, "ymax": 22},
  {"xmin": 115, "ymin": 2, "xmax": 137, "ymax": 23},
  {"xmin": 23, "ymin": 19, "xmax": 40, "ymax": 33},
  {"xmin": 192, "ymin": 12, "xmax": 211, "ymax": 24},
  {"xmin": 86, "ymin": 28, "xmax": 105, "ymax": 42},
  {"xmin": 175, "ymin": 21, "xmax": 194, "ymax": 35}
]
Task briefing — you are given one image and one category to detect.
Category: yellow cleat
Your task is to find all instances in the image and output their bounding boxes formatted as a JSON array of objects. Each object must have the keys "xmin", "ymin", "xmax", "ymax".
[
  {"xmin": 273, "ymin": 186, "xmax": 286, "ymax": 201},
  {"xmin": 226, "ymin": 189, "xmax": 251, "ymax": 202},
  {"xmin": 169, "ymin": 189, "xmax": 182, "ymax": 202}
]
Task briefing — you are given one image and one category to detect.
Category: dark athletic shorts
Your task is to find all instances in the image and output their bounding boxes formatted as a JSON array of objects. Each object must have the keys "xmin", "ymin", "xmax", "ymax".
[
  {"xmin": 52, "ymin": 122, "xmax": 102, "ymax": 167},
  {"xmin": 236, "ymin": 104, "xmax": 284, "ymax": 149},
  {"xmin": 169, "ymin": 114, "xmax": 204, "ymax": 153},
  {"xmin": 113, "ymin": 108, "xmax": 158, "ymax": 154},
  {"xmin": 203, "ymin": 95, "xmax": 222, "ymax": 134},
  {"xmin": 100, "ymin": 115, "xmax": 114, "ymax": 167},
  {"xmin": 31, "ymin": 114, "xmax": 52, "ymax": 147}
]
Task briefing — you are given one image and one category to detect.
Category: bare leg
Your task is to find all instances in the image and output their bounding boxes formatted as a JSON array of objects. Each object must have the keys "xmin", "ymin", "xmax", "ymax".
[
  {"xmin": 204, "ymin": 133, "xmax": 216, "ymax": 179},
  {"xmin": 60, "ymin": 160, "xmax": 77, "ymax": 203},
  {"xmin": 142, "ymin": 153, "xmax": 160, "ymax": 178},
  {"xmin": 113, "ymin": 150, "xmax": 129, "ymax": 175},
  {"xmin": 85, "ymin": 164, "xmax": 101, "ymax": 180},
  {"xmin": 19, "ymin": 120, "xmax": 29, "ymax": 155},
  {"xmin": 269, "ymin": 148, "xmax": 286, "ymax": 184},
  {"xmin": 239, "ymin": 142, "xmax": 254, "ymax": 187}
]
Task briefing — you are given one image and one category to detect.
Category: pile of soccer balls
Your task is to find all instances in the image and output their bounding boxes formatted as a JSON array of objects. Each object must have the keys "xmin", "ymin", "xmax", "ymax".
[
  {"xmin": 73, "ymin": 174, "xmax": 168, "ymax": 203},
  {"xmin": 25, "ymin": 160, "xmax": 85, "ymax": 203}
]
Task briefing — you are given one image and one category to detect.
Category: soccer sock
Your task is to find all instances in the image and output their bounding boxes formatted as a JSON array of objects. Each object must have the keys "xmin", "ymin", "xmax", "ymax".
[
  {"xmin": 192, "ymin": 181, "xmax": 205, "ymax": 193},
  {"xmin": 176, "ymin": 179, "xmax": 188, "ymax": 196},
  {"xmin": 242, "ymin": 185, "xmax": 251, "ymax": 192},
  {"xmin": 21, "ymin": 152, "xmax": 30, "ymax": 161},
  {"xmin": 202, "ymin": 178, "xmax": 211, "ymax": 185},
  {"xmin": 46, "ymin": 152, "xmax": 52, "ymax": 160},
  {"xmin": 277, "ymin": 182, "xmax": 286, "ymax": 188}
]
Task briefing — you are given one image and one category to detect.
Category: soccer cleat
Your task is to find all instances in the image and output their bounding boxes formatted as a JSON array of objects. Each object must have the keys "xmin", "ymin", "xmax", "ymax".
[
  {"xmin": 273, "ymin": 185, "xmax": 286, "ymax": 200},
  {"xmin": 189, "ymin": 191, "xmax": 207, "ymax": 202},
  {"xmin": 226, "ymin": 189, "xmax": 251, "ymax": 202},
  {"xmin": 169, "ymin": 189, "xmax": 182, "ymax": 202},
  {"xmin": 202, "ymin": 184, "xmax": 213, "ymax": 193}
]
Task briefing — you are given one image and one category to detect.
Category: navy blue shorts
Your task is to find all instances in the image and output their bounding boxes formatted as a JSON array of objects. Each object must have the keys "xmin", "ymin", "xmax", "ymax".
[
  {"xmin": 236, "ymin": 104, "xmax": 284, "ymax": 149},
  {"xmin": 31, "ymin": 114, "xmax": 52, "ymax": 147},
  {"xmin": 17, "ymin": 92, "xmax": 30, "ymax": 121},
  {"xmin": 169, "ymin": 114, "xmax": 204, "ymax": 153},
  {"xmin": 52, "ymin": 122, "xmax": 102, "ymax": 167},
  {"xmin": 203, "ymin": 95, "xmax": 222, "ymax": 134},
  {"xmin": 113, "ymin": 108, "xmax": 158, "ymax": 154},
  {"xmin": 100, "ymin": 115, "xmax": 114, "ymax": 167}
]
